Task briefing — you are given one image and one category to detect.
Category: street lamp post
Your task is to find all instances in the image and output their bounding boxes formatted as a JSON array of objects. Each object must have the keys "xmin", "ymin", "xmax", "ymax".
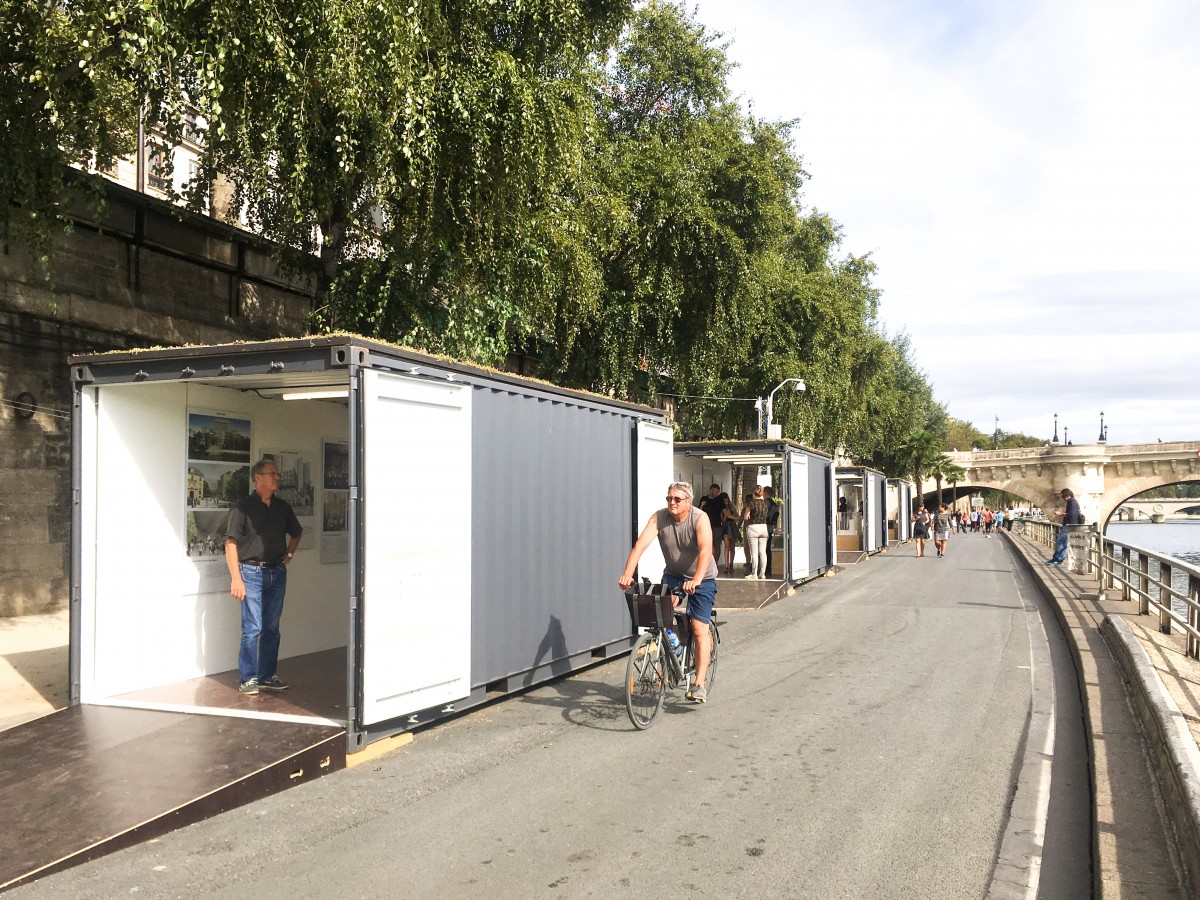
[
  {"xmin": 763, "ymin": 378, "xmax": 807, "ymax": 439},
  {"xmin": 1052, "ymin": 412, "xmax": 1059, "ymax": 444},
  {"xmin": 1098, "ymin": 411, "xmax": 1107, "ymax": 443}
]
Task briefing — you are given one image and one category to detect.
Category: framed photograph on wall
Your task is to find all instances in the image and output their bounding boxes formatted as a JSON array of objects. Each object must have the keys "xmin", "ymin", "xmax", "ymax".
[
  {"xmin": 261, "ymin": 448, "xmax": 317, "ymax": 543},
  {"xmin": 185, "ymin": 411, "xmax": 252, "ymax": 593},
  {"xmin": 321, "ymin": 439, "xmax": 350, "ymax": 564}
]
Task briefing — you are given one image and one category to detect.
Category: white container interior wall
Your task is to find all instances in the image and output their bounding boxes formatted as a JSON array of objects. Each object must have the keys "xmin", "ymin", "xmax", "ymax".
[
  {"xmin": 836, "ymin": 473, "xmax": 864, "ymax": 541},
  {"xmin": 80, "ymin": 380, "xmax": 348, "ymax": 701},
  {"xmin": 673, "ymin": 454, "xmax": 739, "ymax": 570},
  {"xmin": 673, "ymin": 455, "xmax": 733, "ymax": 503}
]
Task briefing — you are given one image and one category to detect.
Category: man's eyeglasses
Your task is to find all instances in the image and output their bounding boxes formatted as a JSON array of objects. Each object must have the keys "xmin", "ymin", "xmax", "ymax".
[{"xmin": 665, "ymin": 495, "xmax": 689, "ymax": 504}]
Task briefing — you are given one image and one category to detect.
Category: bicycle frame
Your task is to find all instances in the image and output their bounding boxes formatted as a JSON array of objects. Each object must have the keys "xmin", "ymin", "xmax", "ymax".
[
  {"xmin": 625, "ymin": 585, "xmax": 717, "ymax": 690},
  {"xmin": 623, "ymin": 583, "xmax": 721, "ymax": 728}
]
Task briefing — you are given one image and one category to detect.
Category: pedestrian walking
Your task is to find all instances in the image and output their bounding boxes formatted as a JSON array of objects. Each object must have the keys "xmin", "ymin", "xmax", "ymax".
[{"xmin": 933, "ymin": 505, "xmax": 952, "ymax": 558}]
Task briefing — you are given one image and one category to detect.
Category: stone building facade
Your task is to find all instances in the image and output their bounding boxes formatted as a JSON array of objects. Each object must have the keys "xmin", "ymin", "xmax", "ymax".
[{"xmin": 0, "ymin": 181, "xmax": 314, "ymax": 617}]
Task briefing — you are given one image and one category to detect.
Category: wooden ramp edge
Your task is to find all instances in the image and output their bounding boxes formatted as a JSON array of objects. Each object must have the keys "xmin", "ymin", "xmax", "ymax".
[{"xmin": 0, "ymin": 705, "xmax": 345, "ymax": 891}]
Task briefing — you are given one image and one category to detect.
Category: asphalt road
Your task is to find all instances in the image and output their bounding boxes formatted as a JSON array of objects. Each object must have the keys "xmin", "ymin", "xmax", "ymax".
[{"xmin": 14, "ymin": 534, "xmax": 1084, "ymax": 899}]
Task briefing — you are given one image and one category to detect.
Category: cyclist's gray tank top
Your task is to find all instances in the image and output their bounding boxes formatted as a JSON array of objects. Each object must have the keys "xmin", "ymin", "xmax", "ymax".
[{"xmin": 655, "ymin": 507, "xmax": 719, "ymax": 581}]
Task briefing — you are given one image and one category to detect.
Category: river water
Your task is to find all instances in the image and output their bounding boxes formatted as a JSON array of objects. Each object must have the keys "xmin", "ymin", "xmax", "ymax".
[
  {"xmin": 1105, "ymin": 521, "xmax": 1200, "ymax": 618},
  {"xmin": 1106, "ymin": 521, "xmax": 1200, "ymax": 567}
]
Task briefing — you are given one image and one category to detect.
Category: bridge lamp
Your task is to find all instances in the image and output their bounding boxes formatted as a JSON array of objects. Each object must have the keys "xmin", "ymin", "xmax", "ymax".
[
  {"xmin": 1052, "ymin": 413, "xmax": 1059, "ymax": 444},
  {"xmin": 764, "ymin": 378, "xmax": 807, "ymax": 439},
  {"xmin": 1099, "ymin": 411, "xmax": 1107, "ymax": 443}
]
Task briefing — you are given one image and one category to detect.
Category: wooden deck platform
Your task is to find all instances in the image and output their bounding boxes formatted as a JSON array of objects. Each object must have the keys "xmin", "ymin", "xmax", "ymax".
[
  {"xmin": 713, "ymin": 575, "xmax": 791, "ymax": 609},
  {"xmin": 0, "ymin": 649, "xmax": 349, "ymax": 890}
]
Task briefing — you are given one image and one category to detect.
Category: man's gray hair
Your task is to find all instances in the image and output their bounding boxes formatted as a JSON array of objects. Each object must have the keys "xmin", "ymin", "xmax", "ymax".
[
  {"xmin": 668, "ymin": 482, "xmax": 693, "ymax": 500},
  {"xmin": 253, "ymin": 458, "xmax": 278, "ymax": 477}
]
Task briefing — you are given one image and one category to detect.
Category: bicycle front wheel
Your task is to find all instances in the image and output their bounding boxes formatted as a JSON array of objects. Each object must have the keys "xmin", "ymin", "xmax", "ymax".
[{"xmin": 626, "ymin": 632, "xmax": 667, "ymax": 729}]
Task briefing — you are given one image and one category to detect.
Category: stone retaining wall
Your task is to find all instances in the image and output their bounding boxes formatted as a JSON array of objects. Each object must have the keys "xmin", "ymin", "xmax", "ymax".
[{"xmin": 0, "ymin": 182, "xmax": 314, "ymax": 616}]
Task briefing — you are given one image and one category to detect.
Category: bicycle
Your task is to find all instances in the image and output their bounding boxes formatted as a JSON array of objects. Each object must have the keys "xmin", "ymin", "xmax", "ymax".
[{"xmin": 623, "ymin": 581, "xmax": 720, "ymax": 729}]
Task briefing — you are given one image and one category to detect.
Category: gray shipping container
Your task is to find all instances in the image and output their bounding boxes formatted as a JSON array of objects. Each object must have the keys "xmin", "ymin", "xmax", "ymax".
[
  {"xmin": 836, "ymin": 466, "xmax": 888, "ymax": 555},
  {"xmin": 673, "ymin": 440, "xmax": 835, "ymax": 583},
  {"xmin": 69, "ymin": 336, "xmax": 672, "ymax": 750}
]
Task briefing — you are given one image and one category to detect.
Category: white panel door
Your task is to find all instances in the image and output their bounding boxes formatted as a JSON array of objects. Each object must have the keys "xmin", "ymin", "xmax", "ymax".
[
  {"xmin": 787, "ymin": 453, "xmax": 809, "ymax": 581},
  {"xmin": 361, "ymin": 371, "xmax": 472, "ymax": 725},
  {"xmin": 635, "ymin": 421, "xmax": 674, "ymax": 581},
  {"xmin": 866, "ymin": 477, "xmax": 878, "ymax": 550}
]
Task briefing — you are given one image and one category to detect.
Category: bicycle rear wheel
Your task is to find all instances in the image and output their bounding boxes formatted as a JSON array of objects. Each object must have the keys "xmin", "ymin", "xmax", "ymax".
[
  {"xmin": 626, "ymin": 632, "xmax": 667, "ymax": 729},
  {"xmin": 704, "ymin": 620, "xmax": 718, "ymax": 694},
  {"xmin": 684, "ymin": 620, "xmax": 719, "ymax": 696}
]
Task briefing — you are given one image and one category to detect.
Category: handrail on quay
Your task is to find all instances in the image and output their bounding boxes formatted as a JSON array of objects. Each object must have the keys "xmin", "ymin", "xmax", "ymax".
[{"xmin": 1015, "ymin": 517, "xmax": 1200, "ymax": 660}]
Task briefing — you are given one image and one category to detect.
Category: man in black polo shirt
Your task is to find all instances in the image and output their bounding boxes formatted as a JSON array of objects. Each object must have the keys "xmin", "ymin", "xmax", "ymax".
[
  {"xmin": 224, "ymin": 459, "xmax": 303, "ymax": 695},
  {"xmin": 698, "ymin": 483, "xmax": 727, "ymax": 570}
]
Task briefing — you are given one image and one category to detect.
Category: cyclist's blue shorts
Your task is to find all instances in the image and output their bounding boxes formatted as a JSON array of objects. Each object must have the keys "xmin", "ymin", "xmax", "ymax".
[{"xmin": 662, "ymin": 572, "xmax": 717, "ymax": 624}]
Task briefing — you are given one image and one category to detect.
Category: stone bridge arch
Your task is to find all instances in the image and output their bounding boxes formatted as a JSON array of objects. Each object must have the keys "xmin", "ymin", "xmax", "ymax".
[
  {"xmin": 918, "ymin": 477, "xmax": 1042, "ymax": 512},
  {"xmin": 1102, "ymin": 475, "xmax": 1200, "ymax": 525},
  {"xmin": 918, "ymin": 442, "xmax": 1200, "ymax": 527},
  {"xmin": 1114, "ymin": 497, "xmax": 1200, "ymax": 521}
]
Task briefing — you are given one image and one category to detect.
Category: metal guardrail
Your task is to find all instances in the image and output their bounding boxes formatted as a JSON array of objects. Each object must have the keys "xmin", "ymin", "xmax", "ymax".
[{"xmin": 1014, "ymin": 518, "xmax": 1200, "ymax": 660}]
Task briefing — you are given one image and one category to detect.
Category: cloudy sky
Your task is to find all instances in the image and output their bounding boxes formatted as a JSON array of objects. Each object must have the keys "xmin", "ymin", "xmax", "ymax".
[{"xmin": 690, "ymin": 0, "xmax": 1200, "ymax": 446}]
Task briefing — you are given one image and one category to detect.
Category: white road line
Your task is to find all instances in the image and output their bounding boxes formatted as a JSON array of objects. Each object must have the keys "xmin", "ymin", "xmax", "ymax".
[{"xmin": 986, "ymin": 565, "xmax": 1056, "ymax": 900}]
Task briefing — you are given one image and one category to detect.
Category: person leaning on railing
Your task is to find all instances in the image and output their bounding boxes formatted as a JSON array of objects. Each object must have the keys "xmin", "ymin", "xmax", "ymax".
[{"xmin": 1046, "ymin": 488, "xmax": 1083, "ymax": 566}]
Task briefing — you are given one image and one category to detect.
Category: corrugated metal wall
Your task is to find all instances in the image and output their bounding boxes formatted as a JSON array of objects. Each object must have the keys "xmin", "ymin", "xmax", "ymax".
[{"xmin": 470, "ymin": 384, "xmax": 641, "ymax": 687}]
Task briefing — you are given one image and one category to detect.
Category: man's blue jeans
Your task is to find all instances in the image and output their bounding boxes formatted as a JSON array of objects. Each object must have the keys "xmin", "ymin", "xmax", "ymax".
[
  {"xmin": 1050, "ymin": 526, "xmax": 1069, "ymax": 563},
  {"xmin": 238, "ymin": 563, "xmax": 287, "ymax": 683}
]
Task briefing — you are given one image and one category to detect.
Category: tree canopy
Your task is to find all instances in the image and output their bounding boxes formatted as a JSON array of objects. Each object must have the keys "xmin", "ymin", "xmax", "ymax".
[{"xmin": 4, "ymin": 0, "xmax": 952, "ymax": 470}]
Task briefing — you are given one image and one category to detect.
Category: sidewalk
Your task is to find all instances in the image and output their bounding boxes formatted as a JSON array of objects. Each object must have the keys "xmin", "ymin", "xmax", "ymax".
[
  {"xmin": 1007, "ymin": 530, "xmax": 1200, "ymax": 898},
  {"xmin": 0, "ymin": 609, "xmax": 69, "ymax": 732}
]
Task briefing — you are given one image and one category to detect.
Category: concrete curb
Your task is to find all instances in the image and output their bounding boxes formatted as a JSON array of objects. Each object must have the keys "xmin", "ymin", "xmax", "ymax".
[
  {"xmin": 1102, "ymin": 614, "xmax": 1200, "ymax": 893},
  {"xmin": 1014, "ymin": 540, "xmax": 1106, "ymax": 897},
  {"xmin": 986, "ymin": 575, "xmax": 1056, "ymax": 900},
  {"xmin": 1002, "ymin": 530, "xmax": 1188, "ymax": 897}
]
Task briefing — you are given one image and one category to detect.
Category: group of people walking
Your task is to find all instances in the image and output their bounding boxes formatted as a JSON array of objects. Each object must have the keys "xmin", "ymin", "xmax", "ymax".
[
  {"xmin": 696, "ymin": 483, "xmax": 781, "ymax": 579},
  {"xmin": 910, "ymin": 504, "xmax": 1016, "ymax": 558}
]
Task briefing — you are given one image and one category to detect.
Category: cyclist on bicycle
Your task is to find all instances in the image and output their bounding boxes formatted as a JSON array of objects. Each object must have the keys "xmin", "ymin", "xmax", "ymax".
[{"xmin": 618, "ymin": 482, "xmax": 718, "ymax": 702}]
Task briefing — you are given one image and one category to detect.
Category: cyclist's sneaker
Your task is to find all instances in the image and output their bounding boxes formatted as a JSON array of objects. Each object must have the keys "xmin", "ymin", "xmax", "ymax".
[
  {"xmin": 688, "ymin": 684, "xmax": 707, "ymax": 703},
  {"xmin": 238, "ymin": 678, "xmax": 259, "ymax": 695},
  {"xmin": 258, "ymin": 676, "xmax": 289, "ymax": 691}
]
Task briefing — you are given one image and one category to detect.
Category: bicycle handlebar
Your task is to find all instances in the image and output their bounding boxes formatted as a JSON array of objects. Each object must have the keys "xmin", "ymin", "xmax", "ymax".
[{"xmin": 624, "ymin": 578, "xmax": 686, "ymax": 600}]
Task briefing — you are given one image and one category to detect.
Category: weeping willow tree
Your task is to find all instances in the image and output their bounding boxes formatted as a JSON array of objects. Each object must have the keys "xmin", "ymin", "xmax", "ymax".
[
  {"xmin": 3, "ymin": 0, "xmax": 630, "ymax": 362},
  {"xmin": 7, "ymin": 0, "xmax": 944, "ymax": 460}
]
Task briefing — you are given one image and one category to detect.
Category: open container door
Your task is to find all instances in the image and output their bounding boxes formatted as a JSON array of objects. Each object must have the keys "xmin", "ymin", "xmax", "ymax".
[
  {"xmin": 786, "ymin": 450, "xmax": 810, "ymax": 581},
  {"xmin": 635, "ymin": 421, "xmax": 674, "ymax": 581},
  {"xmin": 360, "ymin": 371, "xmax": 472, "ymax": 726}
]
